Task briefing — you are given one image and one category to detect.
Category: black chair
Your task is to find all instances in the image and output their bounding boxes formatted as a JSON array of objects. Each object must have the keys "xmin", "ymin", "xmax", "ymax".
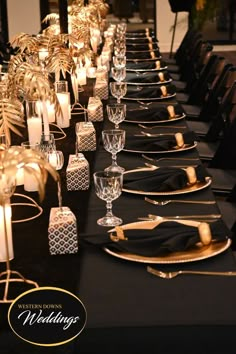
[{"xmin": 186, "ymin": 65, "xmax": 236, "ymax": 140}]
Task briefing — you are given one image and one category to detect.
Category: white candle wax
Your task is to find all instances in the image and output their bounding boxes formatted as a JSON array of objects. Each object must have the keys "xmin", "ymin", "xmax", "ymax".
[
  {"xmin": 0, "ymin": 201, "xmax": 14, "ymax": 262},
  {"xmin": 47, "ymin": 101, "xmax": 55, "ymax": 123},
  {"xmin": 41, "ymin": 101, "xmax": 50, "ymax": 136},
  {"xmin": 27, "ymin": 117, "xmax": 42, "ymax": 145},
  {"xmin": 56, "ymin": 93, "xmax": 70, "ymax": 128},
  {"xmin": 38, "ymin": 49, "xmax": 48, "ymax": 61},
  {"xmin": 24, "ymin": 163, "xmax": 39, "ymax": 192},
  {"xmin": 48, "ymin": 152, "xmax": 58, "ymax": 169},
  {"xmin": 86, "ymin": 67, "xmax": 97, "ymax": 78},
  {"xmin": 77, "ymin": 67, "xmax": 87, "ymax": 85},
  {"xmin": 16, "ymin": 168, "xmax": 24, "ymax": 186}
]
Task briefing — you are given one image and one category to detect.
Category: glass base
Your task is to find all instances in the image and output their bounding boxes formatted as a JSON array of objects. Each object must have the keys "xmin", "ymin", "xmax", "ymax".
[
  {"xmin": 104, "ymin": 165, "xmax": 125, "ymax": 173},
  {"xmin": 97, "ymin": 215, "xmax": 122, "ymax": 227}
]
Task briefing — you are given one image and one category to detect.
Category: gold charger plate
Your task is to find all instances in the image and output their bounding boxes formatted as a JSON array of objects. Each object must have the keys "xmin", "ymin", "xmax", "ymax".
[
  {"xmin": 122, "ymin": 93, "xmax": 176, "ymax": 101},
  {"xmin": 122, "ymin": 166, "xmax": 212, "ymax": 196},
  {"xmin": 104, "ymin": 239, "xmax": 231, "ymax": 264},
  {"xmin": 124, "ymin": 113, "xmax": 185, "ymax": 124},
  {"xmin": 126, "ymin": 78, "xmax": 172, "ymax": 86},
  {"xmin": 123, "ymin": 141, "xmax": 197, "ymax": 154}
]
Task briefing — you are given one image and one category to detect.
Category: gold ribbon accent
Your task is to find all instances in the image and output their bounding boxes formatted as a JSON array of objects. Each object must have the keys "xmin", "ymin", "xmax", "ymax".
[
  {"xmin": 167, "ymin": 105, "xmax": 175, "ymax": 118},
  {"xmin": 175, "ymin": 132, "xmax": 184, "ymax": 147},
  {"xmin": 185, "ymin": 166, "xmax": 197, "ymax": 185},
  {"xmin": 160, "ymin": 85, "xmax": 167, "ymax": 97}
]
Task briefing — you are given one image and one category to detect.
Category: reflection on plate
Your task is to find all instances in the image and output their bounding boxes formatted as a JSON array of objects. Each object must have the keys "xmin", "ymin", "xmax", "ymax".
[
  {"xmin": 126, "ymin": 79, "xmax": 172, "ymax": 86},
  {"xmin": 123, "ymin": 141, "xmax": 197, "ymax": 154},
  {"xmin": 122, "ymin": 166, "xmax": 211, "ymax": 196},
  {"xmin": 122, "ymin": 93, "xmax": 176, "ymax": 101},
  {"xmin": 127, "ymin": 57, "xmax": 162, "ymax": 62},
  {"xmin": 126, "ymin": 66, "xmax": 168, "ymax": 72},
  {"xmin": 125, "ymin": 113, "xmax": 185, "ymax": 124},
  {"xmin": 104, "ymin": 239, "xmax": 231, "ymax": 264}
]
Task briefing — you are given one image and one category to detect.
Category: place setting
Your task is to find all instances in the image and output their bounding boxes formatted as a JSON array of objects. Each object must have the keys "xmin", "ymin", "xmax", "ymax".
[
  {"xmin": 125, "ymin": 70, "xmax": 172, "ymax": 85},
  {"xmin": 125, "ymin": 102, "xmax": 186, "ymax": 123},
  {"xmin": 122, "ymin": 83, "xmax": 177, "ymax": 101},
  {"xmin": 126, "ymin": 59, "xmax": 168, "ymax": 72}
]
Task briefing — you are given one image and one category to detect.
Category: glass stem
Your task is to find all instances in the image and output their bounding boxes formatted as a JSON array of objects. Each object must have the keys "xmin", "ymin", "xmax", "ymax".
[
  {"xmin": 117, "ymin": 98, "xmax": 121, "ymax": 104},
  {"xmin": 105, "ymin": 201, "xmax": 113, "ymax": 217},
  {"xmin": 112, "ymin": 153, "xmax": 118, "ymax": 166}
]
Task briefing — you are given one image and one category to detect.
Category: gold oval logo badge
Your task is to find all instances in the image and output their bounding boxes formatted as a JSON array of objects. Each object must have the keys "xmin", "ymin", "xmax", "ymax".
[{"xmin": 8, "ymin": 287, "xmax": 87, "ymax": 346}]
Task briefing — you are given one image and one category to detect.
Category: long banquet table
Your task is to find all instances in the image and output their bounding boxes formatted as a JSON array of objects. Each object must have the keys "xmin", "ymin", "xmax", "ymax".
[{"xmin": 1, "ymin": 33, "xmax": 236, "ymax": 354}]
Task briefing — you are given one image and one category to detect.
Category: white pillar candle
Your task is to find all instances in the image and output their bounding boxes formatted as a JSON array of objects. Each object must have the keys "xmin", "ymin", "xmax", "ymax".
[
  {"xmin": 86, "ymin": 67, "xmax": 97, "ymax": 78},
  {"xmin": 16, "ymin": 168, "xmax": 24, "ymax": 186},
  {"xmin": 27, "ymin": 117, "xmax": 42, "ymax": 145},
  {"xmin": 0, "ymin": 201, "xmax": 14, "ymax": 262},
  {"xmin": 41, "ymin": 101, "xmax": 50, "ymax": 136},
  {"xmin": 76, "ymin": 67, "xmax": 87, "ymax": 85},
  {"xmin": 24, "ymin": 163, "xmax": 39, "ymax": 192},
  {"xmin": 38, "ymin": 49, "xmax": 48, "ymax": 62},
  {"xmin": 48, "ymin": 152, "xmax": 58, "ymax": 169},
  {"xmin": 56, "ymin": 93, "xmax": 70, "ymax": 128},
  {"xmin": 46, "ymin": 101, "xmax": 55, "ymax": 123}
]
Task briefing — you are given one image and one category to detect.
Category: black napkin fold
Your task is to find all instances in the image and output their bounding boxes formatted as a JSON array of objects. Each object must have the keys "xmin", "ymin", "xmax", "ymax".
[
  {"xmin": 126, "ymin": 50, "xmax": 161, "ymax": 60},
  {"xmin": 126, "ymin": 104, "xmax": 183, "ymax": 121},
  {"xmin": 126, "ymin": 71, "xmax": 171, "ymax": 84},
  {"xmin": 125, "ymin": 131, "xmax": 195, "ymax": 152},
  {"xmin": 126, "ymin": 43, "xmax": 159, "ymax": 51},
  {"xmin": 84, "ymin": 220, "xmax": 229, "ymax": 256},
  {"xmin": 123, "ymin": 164, "xmax": 207, "ymax": 192},
  {"xmin": 126, "ymin": 60, "xmax": 166, "ymax": 71},
  {"xmin": 125, "ymin": 84, "xmax": 176, "ymax": 99}
]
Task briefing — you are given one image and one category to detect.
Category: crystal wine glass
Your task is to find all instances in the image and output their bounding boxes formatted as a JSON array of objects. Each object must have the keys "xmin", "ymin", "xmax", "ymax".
[
  {"xmin": 110, "ymin": 81, "xmax": 127, "ymax": 103},
  {"xmin": 102, "ymin": 129, "xmax": 126, "ymax": 173},
  {"xmin": 106, "ymin": 103, "xmax": 126, "ymax": 129},
  {"xmin": 93, "ymin": 171, "xmax": 123, "ymax": 227},
  {"xmin": 113, "ymin": 55, "xmax": 126, "ymax": 69},
  {"xmin": 111, "ymin": 67, "xmax": 126, "ymax": 82}
]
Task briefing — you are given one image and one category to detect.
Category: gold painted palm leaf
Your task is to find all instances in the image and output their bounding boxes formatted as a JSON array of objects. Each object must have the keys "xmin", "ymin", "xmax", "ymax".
[
  {"xmin": 10, "ymin": 32, "xmax": 39, "ymax": 54},
  {"xmin": 0, "ymin": 146, "xmax": 59, "ymax": 202},
  {"xmin": 0, "ymin": 99, "xmax": 25, "ymax": 146},
  {"xmin": 46, "ymin": 47, "xmax": 76, "ymax": 82}
]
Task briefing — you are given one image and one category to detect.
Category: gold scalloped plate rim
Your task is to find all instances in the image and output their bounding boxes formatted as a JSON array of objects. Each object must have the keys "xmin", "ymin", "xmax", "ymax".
[
  {"xmin": 126, "ymin": 78, "xmax": 172, "ymax": 86},
  {"xmin": 123, "ymin": 141, "xmax": 197, "ymax": 154},
  {"xmin": 104, "ymin": 238, "xmax": 231, "ymax": 264},
  {"xmin": 122, "ymin": 166, "xmax": 212, "ymax": 195},
  {"xmin": 126, "ymin": 57, "xmax": 162, "ymax": 62},
  {"xmin": 124, "ymin": 113, "xmax": 185, "ymax": 124},
  {"xmin": 122, "ymin": 93, "xmax": 176, "ymax": 101},
  {"xmin": 126, "ymin": 66, "xmax": 168, "ymax": 72}
]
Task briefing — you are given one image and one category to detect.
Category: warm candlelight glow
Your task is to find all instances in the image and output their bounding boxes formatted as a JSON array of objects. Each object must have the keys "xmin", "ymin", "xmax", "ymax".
[
  {"xmin": 0, "ymin": 201, "xmax": 14, "ymax": 262},
  {"xmin": 56, "ymin": 93, "xmax": 70, "ymax": 128},
  {"xmin": 27, "ymin": 117, "xmax": 42, "ymax": 145}
]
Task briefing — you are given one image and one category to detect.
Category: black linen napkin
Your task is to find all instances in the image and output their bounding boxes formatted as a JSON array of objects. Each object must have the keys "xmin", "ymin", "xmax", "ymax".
[
  {"xmin": 123, "ymin": 165, "xmax": 207, "ymax": 192},
  {"xmin": 126, "ymin": 104, "xmax": 183, "ymax": 121},
  {"xmin": 126, "ymin": 60, "xmax": 167, "ymax": 71},
  {"xmin": 126, "ymin": 50, "xmax": 161, "ymax": 60},
  {"xmin": 125, "ymin": 84, "xmax": 176, "ymax": 99},
  {"xmin": 126, "ymin": 71, "xmax": 171, "ymax": 84},
  {"xmin": 126, "ymin": 43, "xmax": 159, "ymax": 51},
  {"xmin": 124, "ymin": 131, "xmax": 195, "ymax": 152},
  {"xmin": 83, "ymin": 220, "xmax": 229, "ymax": 256}
]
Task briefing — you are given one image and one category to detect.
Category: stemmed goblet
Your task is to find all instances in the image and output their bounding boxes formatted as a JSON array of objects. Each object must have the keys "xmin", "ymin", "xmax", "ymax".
[
  {"xmin": 110, "ymin": 81, "xmax": 127, "ymax": 103},
  {"xmin": 102, "ymin": 129, "xmax": 126, "ymax": 173},
  {"xmin": 111, "ymin": 67, "xmax": 126, "ymax": 82},
  {"xmin": 113, "ymin": 55, "xmax": 126, "ymax": 69},
  {"xmin": 106, "ymin": 103, "xmax": 126, "ymax": 129},
  {"xmin": 93, "ymin": 171, "xmax": 123, "ymax": 227}
]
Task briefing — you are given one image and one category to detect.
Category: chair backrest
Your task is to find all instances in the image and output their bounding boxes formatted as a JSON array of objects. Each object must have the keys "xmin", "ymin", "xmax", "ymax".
[
  {"xmin": 174, "ymin": 29, "xmax": 202, "ymax": 64},
  {"xmin": 208, "ymin": 81, "xmax": 236, "ymax": 168},
  {"xmin": 199, "ymin": 64, "xmax": 236, "ymax": 120},
  {"xmin": 187, "ymin": 55, "xmax": 228, "ymax": 105}
]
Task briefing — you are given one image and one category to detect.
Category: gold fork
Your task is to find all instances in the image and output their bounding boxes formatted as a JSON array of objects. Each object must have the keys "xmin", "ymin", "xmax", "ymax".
[
  {"xmin": 147, "ymin": 266, "xmax": 236, "ymax": 278},
  {"xmin": 144, "ymin": 196, "xmax": 216, "ymax": 206}
]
